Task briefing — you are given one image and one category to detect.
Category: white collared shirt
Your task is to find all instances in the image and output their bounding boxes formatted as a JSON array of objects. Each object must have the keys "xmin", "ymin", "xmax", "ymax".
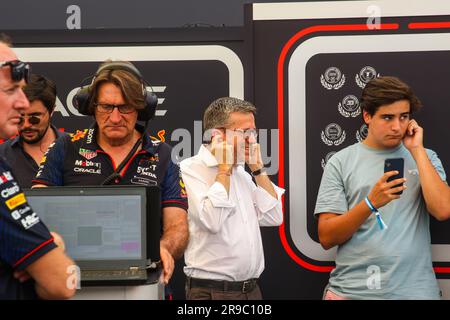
[{"xmin": 180, "ymin": 145, "xmax": 284, "ymax": 281}]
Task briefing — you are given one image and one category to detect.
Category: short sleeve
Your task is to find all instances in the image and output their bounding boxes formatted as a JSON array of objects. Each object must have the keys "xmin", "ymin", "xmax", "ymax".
[
  {"xmin": 160, "ymin": 160, "xmax": 188, "ymax": 210},
  {"xmin": 0, "ymin": 160, "xmax": 56, "ymax": 270},
  {"xmin": 427, "ymin": 149, "xmax": 447, "ymax": 182},
  {"xmin": 314, "ymin": 158, "xmax": 349, "ymax": 217}
]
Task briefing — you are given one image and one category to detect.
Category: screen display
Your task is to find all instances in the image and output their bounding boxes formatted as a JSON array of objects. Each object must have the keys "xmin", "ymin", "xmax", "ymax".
[{"xmin": 26, "ymin": 195, "xmax": 142, "ymax": 261}]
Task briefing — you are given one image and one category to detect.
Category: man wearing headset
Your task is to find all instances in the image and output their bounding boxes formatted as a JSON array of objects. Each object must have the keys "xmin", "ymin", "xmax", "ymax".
[
  {"xmin": 32, "ymin": 60, "xmax": 189, "ymax": 285},
  {"xmin": 0, "ymin": 74, "xmax": 68, "ymax": 188},
  {"xmin": 0, "ymin": 36, "xmax": 75, "ymax": 299}
]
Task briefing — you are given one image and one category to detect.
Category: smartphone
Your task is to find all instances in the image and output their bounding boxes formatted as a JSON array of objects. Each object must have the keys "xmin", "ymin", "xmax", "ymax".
[{"xmin": 384, "ymin": 158, "xmax": 404, "ymax": 195}]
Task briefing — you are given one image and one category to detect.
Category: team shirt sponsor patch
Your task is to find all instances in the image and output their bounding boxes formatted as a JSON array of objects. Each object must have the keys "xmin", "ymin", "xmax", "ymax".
[
  {"xmin": 70, "ymin": 129, "xmax": 88, "ymax": 142},
  {"xmin": 5, "ymin": 193, "xmax": 27, "ymax": 210},
  {"xmin": 79, "ymin": 148, "xmax": 98, "ymax": 160},
  {"xmin": 1, "ymin": 182, "xmax": 20, "ymax": 199},
  {"xmin": 136, "ymin": 165, "xmax": 157, "ymax": 179},
  {"xmin": 179, "ymin": 179, "xmax": 187, "ymax": 198},
  {"xmin": 10, "ymin": 205, "xmax": 39, "ymax": 230},
  {"xmin": 0, "ymin": 171, "xmax": 14, "ymax": 185},
  {"xmin": 73, "ymin": 160, "xmax": 102, "ymax": 174},
  {"xmin": 131, "ymin": 176, "xmax": 157, "ymax": 186}
]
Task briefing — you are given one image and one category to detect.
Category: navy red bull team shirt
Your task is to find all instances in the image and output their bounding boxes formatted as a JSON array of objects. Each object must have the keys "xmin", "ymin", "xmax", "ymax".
[
  {"xmin": 32, "ymin": 124, "xmax": 188, "ymax": 211},
  {"xmin": 0, "ymin": 157, "xmax": 56, "ymax": 299}
]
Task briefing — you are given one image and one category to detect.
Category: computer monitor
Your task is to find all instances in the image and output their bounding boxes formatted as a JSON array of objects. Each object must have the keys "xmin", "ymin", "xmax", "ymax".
[{"xmin": 24, "ymin": 185, "xmax": 161, "ymax": 286}]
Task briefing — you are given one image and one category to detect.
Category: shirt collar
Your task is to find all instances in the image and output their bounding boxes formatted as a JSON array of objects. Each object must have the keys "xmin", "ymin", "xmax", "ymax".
[
  {"xmin": 53, "ymin": 125, "xmax": 67, "ymax": 139},
  {"xmin": 10, "ymin": 124, "xmax": 62, "ymax": 148},
  {"xmin": 141, "ymin": 125, "xmax": 159, "ymax": 155},
  {"xmin": 82, "ymin": 122, "xmax": 158, "ymax": 155},
  {"xmin": 198, "ymin": 144, "xmax": 219, "ymax": 167},
  {"xmin": 9, "ymin": 135, "xmax": 21, "ymax": 147}
]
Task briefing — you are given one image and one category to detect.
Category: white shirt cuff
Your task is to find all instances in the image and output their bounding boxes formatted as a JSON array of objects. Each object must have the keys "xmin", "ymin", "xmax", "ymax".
[{"xmin": 254, "ymin": 184, "xmax": 285, "ymax": 213}]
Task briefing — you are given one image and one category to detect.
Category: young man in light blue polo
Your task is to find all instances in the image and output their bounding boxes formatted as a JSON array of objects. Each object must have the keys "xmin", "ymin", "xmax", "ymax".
[{"xmin": 315, "ymin": 76, "xmax": 450, "ymax": 299}]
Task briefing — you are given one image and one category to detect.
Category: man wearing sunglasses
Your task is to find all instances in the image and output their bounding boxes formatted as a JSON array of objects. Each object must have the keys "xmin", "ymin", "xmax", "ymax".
[
  {"xmin": 0, "ymin": 37, "xmax": 75, "ymax": 299},
  {"xmin": 0, "ymin": 74, "xmax": 67, "ymax": 188}
]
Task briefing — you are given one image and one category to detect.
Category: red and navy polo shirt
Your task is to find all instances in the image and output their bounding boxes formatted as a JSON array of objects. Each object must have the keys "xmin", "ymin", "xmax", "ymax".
[
  {"xmin": 0, "ymin": 126, "xmax": 68, "ymax": 188},
  {"xmin": 32, "ymin": 124, "xmax": 188, "ymax": 211},
  {"xmin": 0, "ymin": 157, "xmax": 56, "ymax": 299}
]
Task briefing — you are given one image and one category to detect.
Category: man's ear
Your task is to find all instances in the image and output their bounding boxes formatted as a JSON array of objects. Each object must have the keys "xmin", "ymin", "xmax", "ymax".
[
  {"xmin": 212, "ymin": 128, "xmax": 225, "ymax": 141},
  {"xmin": 211, "ymin": 129, "xmax": 220, "ymax": 138},
  {"xmin": 362, "ymin": 110, "xmax": 371, "ymax": 126}
]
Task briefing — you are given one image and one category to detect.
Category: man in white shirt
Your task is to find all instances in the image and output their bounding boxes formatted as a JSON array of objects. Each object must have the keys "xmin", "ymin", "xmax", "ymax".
[{"xmin": 180, "ymin": 97, "xmax": 284, "ymax": 300}]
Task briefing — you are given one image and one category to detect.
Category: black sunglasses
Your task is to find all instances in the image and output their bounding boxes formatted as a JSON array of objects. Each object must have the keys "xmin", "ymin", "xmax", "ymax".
[
  {"xmin": 0, "ymin": 60, "xmax": 30, "ymax": 83},
  {"xmin": 18, "ymin": 115, "xmax": 41, "ymax": 125}
]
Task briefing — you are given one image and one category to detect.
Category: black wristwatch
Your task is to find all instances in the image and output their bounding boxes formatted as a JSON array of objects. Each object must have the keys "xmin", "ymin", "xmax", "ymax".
[{"xmin": 251, "ymin": 167, "xmax": 265, "ymax": 177}]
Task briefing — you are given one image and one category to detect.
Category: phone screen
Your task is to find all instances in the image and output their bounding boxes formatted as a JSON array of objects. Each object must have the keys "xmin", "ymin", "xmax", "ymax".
[{"xmin": 384, "ymin": 158, "xmax": 404, "ymax": 195}]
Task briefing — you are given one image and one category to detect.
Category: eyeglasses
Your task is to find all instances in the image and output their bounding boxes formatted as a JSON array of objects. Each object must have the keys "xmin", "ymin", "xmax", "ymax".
[
  {"xmin": 221, "ymin": 128, "xmax": 258, "ymax": 139},
  {"xmin": 95, "ymin": 103, "xmax": 136, "ymax": 114},
  {"xmin": 0, "ymin": 60, "xmax": 30, "ymax": 83},
  {"xmin": 18, "ymin": 114, "xmax": 43, "ymax": 125}
]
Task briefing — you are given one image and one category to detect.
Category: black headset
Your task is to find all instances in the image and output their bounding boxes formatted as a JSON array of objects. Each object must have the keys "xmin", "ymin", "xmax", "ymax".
[{"xmin": 73, "ymin": 61, "xmax": 158, "ymax": 121}]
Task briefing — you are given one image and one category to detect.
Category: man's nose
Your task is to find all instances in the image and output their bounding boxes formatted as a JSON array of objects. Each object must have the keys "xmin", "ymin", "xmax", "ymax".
[
  {"xmin": 20, "ymin": 117, "xmax": 32, "ymax": 127},
  {"xmin": 391, "ymin": 118, "xmax": 401, "ymax": 131},
  {"xmin": 109, "ymin": 107, "xmax": 122, "ymax": 122}
]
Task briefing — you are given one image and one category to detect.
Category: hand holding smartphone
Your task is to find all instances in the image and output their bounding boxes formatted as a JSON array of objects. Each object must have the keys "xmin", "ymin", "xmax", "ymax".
[{"xmin": 384, "ymin": 158, "xmax": 404, "ymax": 195}]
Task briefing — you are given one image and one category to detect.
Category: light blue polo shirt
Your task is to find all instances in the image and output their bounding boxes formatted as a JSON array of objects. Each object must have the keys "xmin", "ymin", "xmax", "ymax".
[{"xmin": 314, "ymin": 142, "xmax": 447, "ymax": 299}]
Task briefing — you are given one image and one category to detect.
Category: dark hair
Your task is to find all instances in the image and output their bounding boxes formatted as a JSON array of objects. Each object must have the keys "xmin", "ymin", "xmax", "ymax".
[
  {"xmin": 23, "ymin": 74, "xmax": 57, "ymax": 113},
  {"xmin": 88, "ymin": 61, "xmax": 145, "ymax": 114},
  {"xmin": 360, "ymin": 76, "xmax": 422, "ymax": 116},
  {"xmin": 203, "ymin": 97, "xmax": 256, "ymax": 131}
]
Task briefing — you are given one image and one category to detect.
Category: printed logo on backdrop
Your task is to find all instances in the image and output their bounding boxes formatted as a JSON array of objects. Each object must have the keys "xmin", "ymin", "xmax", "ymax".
[
  {"xmin": 321, "ymin": 151, "xmax": 337, "ymax": 169},
  {"xmin": 320, "ymin": 67, "xmax": 345, "ymax": 90},
  {"xmin": 321, "ymin": 123, "xmax": 346, "ymax": 146},
  {"xmin": 356, "ymin": 124, "xmax": 369, "ymax": 142},
  {"xmin": 356, "ymin": 66, "xmax": 380, "ymax": 89},
  {"xmin": 338, "ymin": 95, "xmax": 361, "ymax": 117}
]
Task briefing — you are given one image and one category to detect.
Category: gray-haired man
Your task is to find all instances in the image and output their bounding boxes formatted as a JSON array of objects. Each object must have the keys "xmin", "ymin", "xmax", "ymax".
[{"xmin": 180, "ymin": 97, "xmax": 284, "ymax": 300}]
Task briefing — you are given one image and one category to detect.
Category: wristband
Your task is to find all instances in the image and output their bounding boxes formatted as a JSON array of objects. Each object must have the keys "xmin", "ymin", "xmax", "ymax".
[
  {"xmin": 364, "ymin": 196, "xmax": 388, "ymax": 230},
  {"xmin": 251, "ymin": 167, "xmax": 265, "ymax": 177},
  {"xmin": 364, "ymin": 196, "xmax": 377, "ymax": 212}
]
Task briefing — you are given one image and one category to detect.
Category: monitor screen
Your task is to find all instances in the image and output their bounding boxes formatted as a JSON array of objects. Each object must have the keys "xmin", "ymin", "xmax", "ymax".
[
  {"xmin": 25, "ymin": 187, "xmax": 147, "ymax": 262},
  {"xmin": 27, "ymin": 195, "xmax": 141, "ymax": 260}
]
